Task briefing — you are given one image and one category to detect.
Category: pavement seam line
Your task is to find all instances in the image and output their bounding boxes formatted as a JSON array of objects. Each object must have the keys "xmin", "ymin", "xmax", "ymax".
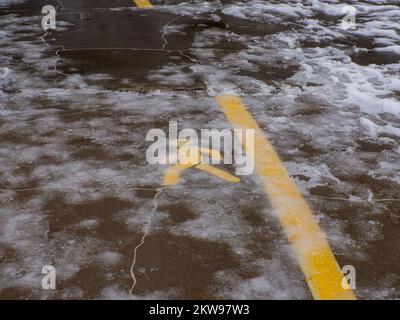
[{"xmin": 215, "ymin": 94, "xmax": 357, "ymax": 300}]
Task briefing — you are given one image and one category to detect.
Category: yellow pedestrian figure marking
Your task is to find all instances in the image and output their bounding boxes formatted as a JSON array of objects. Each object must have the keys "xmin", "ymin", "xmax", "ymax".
[
  {"xmin": 132, "ymin": 0, "xmax": 154, "ymax": 8},
  {"xmin": 163, "ymin": 140, "xmax": 240, "ymax": 186},
  {"xmin": 216, "ymin": 95, "xmax": 356, "ymax": 300}
]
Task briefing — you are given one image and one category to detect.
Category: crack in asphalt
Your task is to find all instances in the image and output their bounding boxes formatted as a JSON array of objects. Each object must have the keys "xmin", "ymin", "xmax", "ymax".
[
  {"xmin": 161, "ymin": 15, "xmax": 182, "ymax": 51},
  {"xmin": 129, "ymin": 187, "xmax": 166, "ymax": 297}
]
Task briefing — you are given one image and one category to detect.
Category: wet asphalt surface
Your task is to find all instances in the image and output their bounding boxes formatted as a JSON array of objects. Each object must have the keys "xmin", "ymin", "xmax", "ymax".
[{"xmin": 0, "ymin": 0, "xmax": 399, "ymax": 299}]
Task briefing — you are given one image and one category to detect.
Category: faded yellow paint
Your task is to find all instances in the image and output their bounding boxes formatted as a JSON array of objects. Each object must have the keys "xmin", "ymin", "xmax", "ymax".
[
  {"xmin": 216, "ymin": 94, "xmax": 356, "ymax": 300},
  {"xmin": 163, "ymin": 141, "xmax": 240, "ymax": 186},
  {"xmin": 163, "ymin": 163, "xmax": 240, "ymax": 186},
  {"xmin": 132, "ymin": 0, "xmax": 154, "ymax": 8}
]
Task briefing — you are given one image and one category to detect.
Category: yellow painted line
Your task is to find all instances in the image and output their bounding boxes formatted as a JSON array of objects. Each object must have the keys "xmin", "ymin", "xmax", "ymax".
[
  {"xmin": 216, "ymin": 95, "xmax": 356, "ymax": 300},
  {"xmin": 195, "ymin": 164, "xmax": 240, "ymax": 183},
  {"xmin": 132, "ymin": 0, "xmax": 154, "ymax": 8},
  {"xmin": 163, "ymin": 163, "xmax": 240, "ymax": 186}
]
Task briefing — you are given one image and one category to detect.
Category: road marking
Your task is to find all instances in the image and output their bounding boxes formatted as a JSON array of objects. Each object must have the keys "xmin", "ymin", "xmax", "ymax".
[
  {"xmin": 163, "ymin": 140, "xmax": 240, "ymax": 186},
  {"xmin": 163, "ymin": 163, "xmax": 240, "ymax": 186},
  {"xmin": 216, "ymin": 95, "xmax": 356, "ymax": 300},
  {"xmin": 132, "ymin": 0, "xmax": 154, "ymax": 8}
]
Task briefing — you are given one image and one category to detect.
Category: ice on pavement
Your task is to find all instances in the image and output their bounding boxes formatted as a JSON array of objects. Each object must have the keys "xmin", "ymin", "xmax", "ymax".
[
  {"xmin": 0, "ymin": 0, "xmax": 25, "ymax": 6},
  {"xmin": 0, "ymin": 0, "xmax": 399, "ymax": 299}
]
